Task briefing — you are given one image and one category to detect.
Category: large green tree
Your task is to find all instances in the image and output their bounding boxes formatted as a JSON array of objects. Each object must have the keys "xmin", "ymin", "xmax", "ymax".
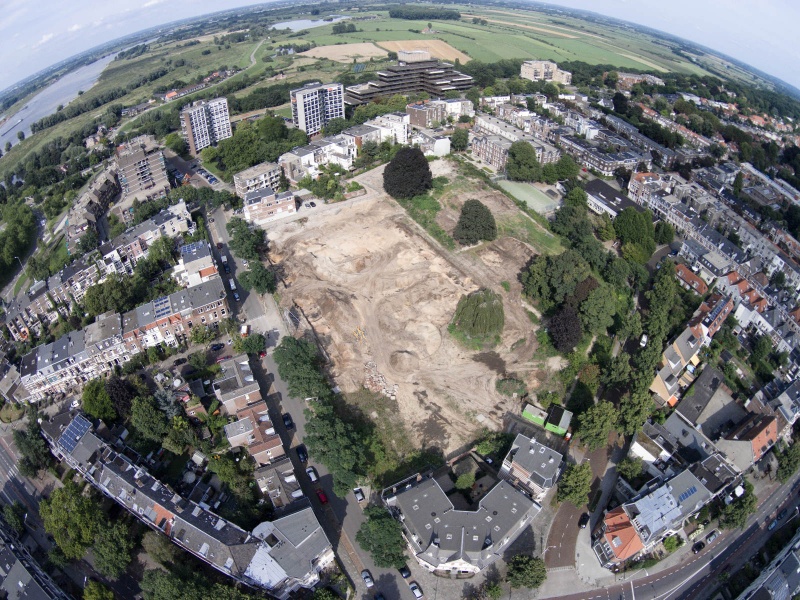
[
  {"xmin": 226, "ymin": 217, "xmax": 266, "ymax": 261},
  {"xmin": 304, "ymin": 402, "xmax": 362, "ymax": 496},
  {"xmin": 451, "ymin": 288, "xmax": 504, "ymax": 339},
  {"xmin": 356, "ymin": 506, "xmax": 408, "ymax": 569},
  {"xmin": 579, "ymin": 284, "xmax": 617, "ymax": 334},
  {"xmin": 557, "ymin": 463, "xmax": 592, "ymax": 507},
  {"xmin": 141, "ymin": 531, "xmax": 179, "ymax": 565},
  {"xmin": 453, "ymin": 199, "xmax": 497, "ymax": 246},
  {"xmin": 82, "ymin": 379, "xmax": 117, "ymax": 422},
  {"xmin": 383, "ymin": 147, "xmax": 432, "ymax": 199},
  {"xmin": 506, "ymin": 555, "xmax": 546, "ymax": 589},
  {"xmin": 238, "ymin": 261, "xmax": 277, "ymax": 294},
  {"xmin": 273, "ymin": 337, "xmax": 331, "ymax": 400},
  {"xmin": 506, "ymin": 141, "xmax": 542, "ymax": 181},
  {"xmin": 577, "ymin": 400, "xmax": 618, "ymax": 450},
  {"xmin": 84, "ymin": 581, "xmax": 114, "ymax": 600},
  {"xmin": 13, "ymin": 406, "xmax": 51, "ymax": 476},
  {"xmin": 131, "ymin": 396, "xmax": 170, "ymax": 442},
  {"xmin": 451, "ymin": 127, "xmax": 469, "ymax": 152},
  {"xmin": 93, "ymin": 521, "xmax": 135, "ymax": 579},
  {"xmin": 40, "ymin": 482, "xmax": 104, "ymax": 560}
]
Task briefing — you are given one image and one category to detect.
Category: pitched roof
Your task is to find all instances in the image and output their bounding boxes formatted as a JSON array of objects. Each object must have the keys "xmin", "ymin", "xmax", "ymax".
[{"xmin": 603, "ymin": 507, "xmax": 643, "ymax": 561}]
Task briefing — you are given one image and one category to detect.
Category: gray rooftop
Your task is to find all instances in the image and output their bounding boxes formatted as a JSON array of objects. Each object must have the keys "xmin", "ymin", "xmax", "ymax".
[
  {"xmin": 506, "ymin": 434, "xmax": 562, "ymax": 489},
  {"xmin": 385, "ymin": 476, "xmax": 539, "ymax": 571}
]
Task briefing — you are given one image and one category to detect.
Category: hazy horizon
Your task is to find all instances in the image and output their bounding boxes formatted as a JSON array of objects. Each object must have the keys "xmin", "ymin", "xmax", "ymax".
[{"xmin": 1, "ymin": 0, "xmax": 798, "ymax": 96}]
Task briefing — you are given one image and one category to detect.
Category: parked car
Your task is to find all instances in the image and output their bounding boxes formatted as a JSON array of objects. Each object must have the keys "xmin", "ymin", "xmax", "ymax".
[
  {"xmin": 769, "ymin": 519, "xmax": 779, "ymax": 531},
  {"xmin": 310, "ymin": 201, "xmax": 317, "ymax": 207},
  {"xmin": 705, "ymin": 530, "xmax": 720, "ymax": 543},
  {"xmin": 316, "ymin": 489, "xmax": 328, "ymax": 504},
  {"xmin": 398, "ymin": 565, "xmax": 411, "ymax": 579},
  {"xmin": 306, "ymin": 467, "xmax": 318, "ymax": 482},
  {"xmin": 778, "ymin": 509, "xmax": 788, "ymax": 520},
  {"xmin": 361, "ymin": 570, "xmax": 374, "ymax": 588},
  {"xmin": 233, "ymin": 292, "xmax": 240, "ymax": 302},
  {"xmin": 409, "ymin": 582, "xmax": 424, "ymax": 599},
  {"xmin": 282, "ymin": 413, "xmax": 294, "ymax": 430},
  {"xmin": 578, "ymin": 513, "xmax": 590, "ymax": 529},
  {"xmin": 692, "ymin": 542, "xmax": 705, "ymax": 554},
  {"xmin": 70, "ymin": 399, "xmax": 81, "ymax": 409},
  {"xmin": 258, "ymin": 350, "xmax": 267, "ymax": 359},
  {"xmin": 210, "ymin": 343, "xmax": 225, "ymax": 351},
  {"xmin": 242, "ymin": 259, "xmax": 249, "ymax": 267},
  {"xmin": 173, "ymin": 358, "xmax": 187, "ymax": 366},
  {"xmin": 296, "ymin": 445, "xmax": 308, "ymax": 463},
  {"xmin": 353, "ymin": 488, "xmax": 365, "ymax": 502},
  {"xmin": 216, "ymin": 242, "xmax": 223, "ymax": 249}
]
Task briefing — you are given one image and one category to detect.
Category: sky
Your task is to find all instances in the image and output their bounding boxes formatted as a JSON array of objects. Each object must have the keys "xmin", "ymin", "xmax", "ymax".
[{"xmin": 1, "ymin": 0, "xmax": 799, "ymax": 93}]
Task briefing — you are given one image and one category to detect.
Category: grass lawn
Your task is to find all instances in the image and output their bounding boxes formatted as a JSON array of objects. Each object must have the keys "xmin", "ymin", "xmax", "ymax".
[
  {"xmin": 0, "ymin": 403, "xmax": 25, "ymax": 424},
  {"xmin": 497, "ymin": 213, "xmax": 564, "ymax": 256},
  {"xmin": 47, "ymin": 236, "xmax": 70, "ymax": 274},
  {"xmin": 12, "ymin": 274, "xmax": 28, "ymax": 296}
]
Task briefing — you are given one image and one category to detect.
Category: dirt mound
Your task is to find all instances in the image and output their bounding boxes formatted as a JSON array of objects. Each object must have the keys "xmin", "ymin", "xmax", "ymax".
[{"xmin": 390, "ymin": 350, "xmax": 420, "ymax": 373}]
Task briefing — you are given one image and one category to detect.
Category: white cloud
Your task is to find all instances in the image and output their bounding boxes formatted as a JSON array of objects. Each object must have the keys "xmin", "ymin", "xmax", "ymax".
[
  {"xmin": 32, "ymin": 32, "xmax": 53, "ymax": 48},
  {"xmin": 143, "ymin": 0, "xmax": 165, "ymax": 7},
  {"xmin": 68, "ymin": 24, "xmax": 81, "ymax": 32}
]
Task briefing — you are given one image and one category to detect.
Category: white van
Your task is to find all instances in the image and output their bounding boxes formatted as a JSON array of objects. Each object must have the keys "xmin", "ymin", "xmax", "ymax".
[{"xmin": 229, "ymin": 278, "xmax": 236, "ymax": 291}]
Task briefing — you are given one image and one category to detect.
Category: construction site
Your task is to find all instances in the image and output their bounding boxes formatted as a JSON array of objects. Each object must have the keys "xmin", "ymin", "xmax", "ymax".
[{"xmin": 268, "ymin": 160, "xmax": 555, "ymax": 456}]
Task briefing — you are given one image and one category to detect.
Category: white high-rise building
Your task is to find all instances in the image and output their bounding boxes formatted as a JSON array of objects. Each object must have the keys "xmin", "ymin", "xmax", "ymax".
[
  {"xmin": 181, "ymin": 97, "xmax": 233, "ymax": 155},
  {"xmin": 290, "ymin": 82, "xmax": 345, "ymax": 136}
]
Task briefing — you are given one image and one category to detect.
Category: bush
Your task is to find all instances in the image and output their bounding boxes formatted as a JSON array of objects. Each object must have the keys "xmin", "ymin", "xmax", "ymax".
[
  {"xmin": 453, "ymin": 199, "xmax": 497, "ymax": 246},
  {"xmin": 496, "ymin": 378, "xmax": 527, "ymax": 397}
]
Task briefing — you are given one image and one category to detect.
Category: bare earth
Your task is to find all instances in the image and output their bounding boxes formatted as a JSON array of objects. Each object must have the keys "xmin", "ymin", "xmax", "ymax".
[
  {"xmin": 299, "ymin": 42, "xmax": 388, "ymax": 63},
  {"xmin": 376, "ymin": 40, "xmax": 472, "ymax": 63},
  {"xmin": 268, "ymin": 161, "xmax": 546, "ymax": 456}
]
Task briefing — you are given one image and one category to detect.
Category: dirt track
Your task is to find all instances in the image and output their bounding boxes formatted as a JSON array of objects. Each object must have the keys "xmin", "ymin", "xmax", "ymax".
[{"xmin": 268, "ymin": 162, "xmax": 546, "ymax": 455}]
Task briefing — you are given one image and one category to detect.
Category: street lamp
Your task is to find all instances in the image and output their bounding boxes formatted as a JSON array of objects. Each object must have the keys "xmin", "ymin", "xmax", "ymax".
[
  {"xmin": 542, "ymin": 545, "xmax": 557, "ymax": 557},
  {"xmin": 13, "ymin": 256, "xmax": 23, "ymax": 270}
]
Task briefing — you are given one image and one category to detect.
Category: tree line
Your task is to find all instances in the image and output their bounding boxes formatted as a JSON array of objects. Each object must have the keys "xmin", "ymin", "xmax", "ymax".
[
  {"xmin": 31, "ymin": 87, "xmax": 129, "ymax": 133},
  {"xmin": 388, "ymin": 7, "xmax": 461, "ymax": 20}
]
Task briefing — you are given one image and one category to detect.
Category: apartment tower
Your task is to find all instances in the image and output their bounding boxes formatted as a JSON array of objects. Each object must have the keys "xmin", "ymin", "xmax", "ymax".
[
  {"xmin": 181, "ymin": 97, "xmax": 233, "ymax": 155},
  {"xmin": 290, "ymin": 82, "xmax": 345, "ymax": 136}
]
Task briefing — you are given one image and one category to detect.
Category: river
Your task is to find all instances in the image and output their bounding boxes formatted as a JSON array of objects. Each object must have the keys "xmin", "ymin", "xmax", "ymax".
[
  {"xmin": 0, "ymin": 53, "xmax": 116, "ymax": 149},
  {"xmin": 271, "ymin": 16, "xmax": 348, "ymax": 31}
]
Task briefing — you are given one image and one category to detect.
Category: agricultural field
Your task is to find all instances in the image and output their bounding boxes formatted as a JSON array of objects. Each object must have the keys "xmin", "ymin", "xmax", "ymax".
[
  {"xmin": 299, "ymin": 42, "xmax": 388, "ymax": 63},
  {"xmin": 376, "ymin": 40, "xmax": 471, "ymax": 63},
  {"xmin": 268, "ymin": 160, "xmax": 556, "ymax": 455}
]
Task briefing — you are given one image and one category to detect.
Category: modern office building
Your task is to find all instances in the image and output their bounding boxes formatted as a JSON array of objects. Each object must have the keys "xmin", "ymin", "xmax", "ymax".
[
  {"xmin": 181, "ymin": 97, "xmax": 233, "ymax": 155},
  {"xmin": 520, "ymin": 60, "xmax": 572, "ymax": 85},
  {"xmin": 115, "ymin": 135, "xmax": 170, "ymax": 201},
  {"xmin": 345, "ymin": 51, "xmax": 473, "ymax": 105},
  {"xmin": 290, "ymin": 82, "xmax": 345, "ymax": 136}
]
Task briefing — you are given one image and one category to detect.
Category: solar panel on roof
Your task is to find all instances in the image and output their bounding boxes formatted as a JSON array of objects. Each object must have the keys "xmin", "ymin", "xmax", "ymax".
[
  {"xmin": 678, "ymin": 486, "xmax": 697, "ymax": 502},
  {"xmin": 153, "ymin": 296, "xmax": 172, "ymax": 319},
  {"xmin": 59, "ymin": 414, "xmax": 92, "ymax": 454}
]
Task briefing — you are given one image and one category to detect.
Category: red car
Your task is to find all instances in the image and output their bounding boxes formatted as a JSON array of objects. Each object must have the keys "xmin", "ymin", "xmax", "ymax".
[
  {"xmin": 258, "ymin": 350, "xmax": 267, "ymax": 358},
  {"xmin": 315, "ymin": 489, "xmax": 328, "ymax": 504}
]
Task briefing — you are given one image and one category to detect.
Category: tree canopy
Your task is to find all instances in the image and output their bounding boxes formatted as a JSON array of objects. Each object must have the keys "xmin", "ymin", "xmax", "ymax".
[
  {"xmin": 226, "ymin": 217, "xmax": 266, "ymax": 261},
  {"xmin": 548, "ymin": 305, "xmax": 583, "ymax": 352},
  {"xmin": 82, "ymin": 379, "xmax": 117, "ymax": 422},
  {"xmin": 450, "ymin": 288, "xmax": 505, "ymax": 340},
  {"xmin": 451, "ymin": 127, "xmax": 469, "ymax": 152},
  {"xmin": 356, "ymin": 506, "xmax": 408, "ymax": 569},
  {"xmin": 506, "ymin": 141, "xmax": 541, "ymax": 182},
  {"xmin": 40, "ymin": 482, "xmax": 103, "ymax": 560},
  {"xmin": 557, "ymin": 462, "xmax": 592, "ymax": 507},
  {"xmin": 238, "ymin": 261, "xmax": 277, "ymax": 294},
  {"xmin": 577, "ymin": 400, "xmax": 618, "ymax": 450},
  {"xmin": 506, "ymin": 555, "xmax": 547, "ymax": 589},
  {"xmin": 383, "ymin": 147, "xmax": 432, "ymax": 199},
  {"xmin": 453, "ymin": 199, "xmax": 497, "ymax": 246}
]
